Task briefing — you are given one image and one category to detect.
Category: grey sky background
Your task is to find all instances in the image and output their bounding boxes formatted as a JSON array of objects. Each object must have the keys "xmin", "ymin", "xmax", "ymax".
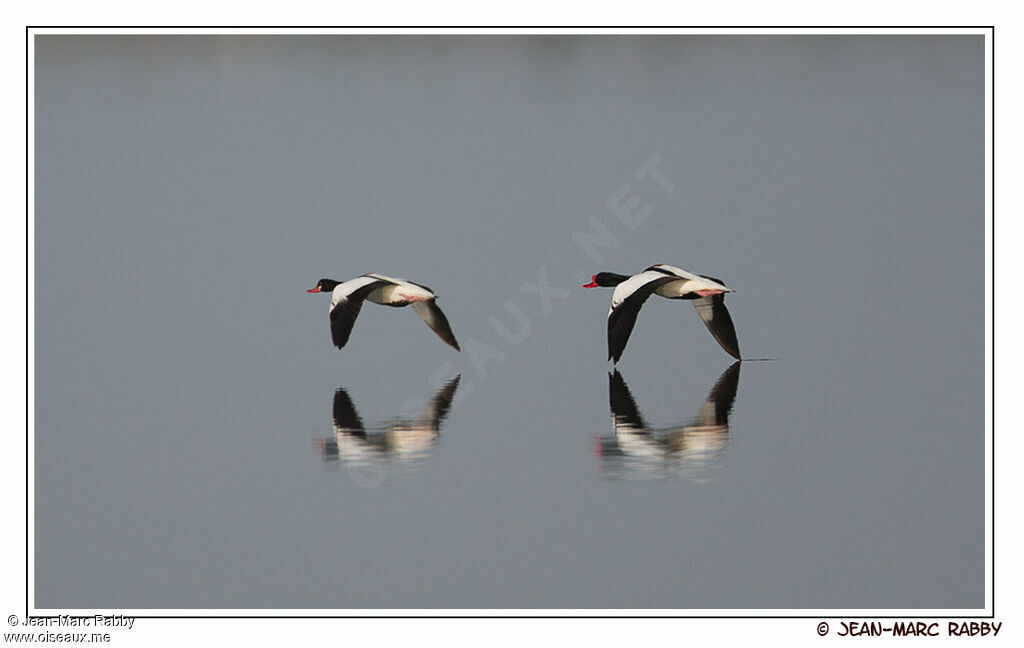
[{"xmin": 34, "ymin": 35, "xmax": 983, "ymax": 609}]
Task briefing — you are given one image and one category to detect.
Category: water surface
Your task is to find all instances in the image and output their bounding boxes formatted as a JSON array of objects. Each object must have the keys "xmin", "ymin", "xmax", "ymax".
[{"xmin": 34, "ymin": 34, "xmax": 984, "ymax": 610}]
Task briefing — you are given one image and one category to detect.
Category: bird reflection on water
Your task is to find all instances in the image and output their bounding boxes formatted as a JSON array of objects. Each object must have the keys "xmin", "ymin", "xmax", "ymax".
[
  {"xmin": 314, "ymin": 375, "xmax": 461, "ymax": 483},
  {"xmin": 595, "ymin": 362, "xmax": 741, "ymax": 482}
]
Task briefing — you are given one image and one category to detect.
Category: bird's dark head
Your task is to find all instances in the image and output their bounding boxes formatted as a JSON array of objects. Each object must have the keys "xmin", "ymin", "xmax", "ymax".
[
  {"xmin": 582, "ymin": 272, "xmax": 631, "ymax": 288},
  {"xmin": 307, "ymin": 278, "xmax": 341, "ymax": 294}
]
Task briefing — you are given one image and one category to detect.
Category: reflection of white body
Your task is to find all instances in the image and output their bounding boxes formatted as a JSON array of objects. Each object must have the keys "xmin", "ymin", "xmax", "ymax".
[
  {"xmin": 611, "ymin": 422, "xmax": 730, "ymax": 481},
  {"xmin": 331, "ymin": 426, "xmax": 439, "ymax": 470},
  {"xmin": 316, "ymin": 376, "xmax": 461, "ymax": 476},
  {"xmin": 598, "ymin": 363, "xmax": 740, "ymax": 481}
]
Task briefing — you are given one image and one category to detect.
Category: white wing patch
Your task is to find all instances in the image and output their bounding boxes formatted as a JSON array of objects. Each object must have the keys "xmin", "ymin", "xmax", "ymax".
[
  {"xmin": 648, "ymin": 264, "xmax": 729, "ymax": 293},
  {"xmin": 648, "ymin": 264, "xmax": 703, "ymax": 281},
  {"xmin": 363, "ymin": 272, "xmax": 404, "ymax": 285},
  {"xmin": 330, "ymin": 275, "xmax": 388, "ymax": 310},
  {"xmin": 610, "ymin": 271, "xmax": 669, "ymax": 310}
]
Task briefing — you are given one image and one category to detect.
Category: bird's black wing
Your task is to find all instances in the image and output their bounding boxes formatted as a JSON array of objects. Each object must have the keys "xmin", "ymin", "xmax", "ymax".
[
  {"xmin": 607, "ymin": 275, "xmax": 674, "ymax": 363},
  {"xmin": 329, "ymin": 280, "xmax": 387, "ymax": 350},
  {"xmin": 692, "ymin": 295, "xmax": 741, "ymax": 360},
  {"xmin": 411, "ymin": 300, "xmax": 461, "ymax": 351}
]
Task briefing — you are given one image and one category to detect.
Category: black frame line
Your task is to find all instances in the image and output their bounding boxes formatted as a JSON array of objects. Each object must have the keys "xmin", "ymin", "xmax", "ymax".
[{"xmin": 24, "ymin": 24, "xmax": 995, "ymax": 622}]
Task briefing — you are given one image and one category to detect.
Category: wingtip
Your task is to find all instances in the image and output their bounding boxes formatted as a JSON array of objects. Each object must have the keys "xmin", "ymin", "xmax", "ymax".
[{"xmin": 728, "ymin": 342, "xmax": 742, "ymax": 360}]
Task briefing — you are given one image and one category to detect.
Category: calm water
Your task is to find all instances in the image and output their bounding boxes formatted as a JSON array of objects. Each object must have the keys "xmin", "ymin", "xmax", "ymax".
[{"xmin": 34, "ymin": 34, "xmax": 984, "ymax": 610}]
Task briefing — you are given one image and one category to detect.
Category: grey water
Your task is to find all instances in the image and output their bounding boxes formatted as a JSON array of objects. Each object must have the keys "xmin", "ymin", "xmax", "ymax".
[{"xmin": 34, "ymin": 34, "xmax": 984, "ymax": 610}]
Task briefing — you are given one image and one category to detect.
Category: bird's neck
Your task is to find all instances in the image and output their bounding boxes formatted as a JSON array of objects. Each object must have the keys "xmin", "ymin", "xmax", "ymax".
[{"xmin": 599, "ymin": 273, "xmax": 632, "ymax": 287}]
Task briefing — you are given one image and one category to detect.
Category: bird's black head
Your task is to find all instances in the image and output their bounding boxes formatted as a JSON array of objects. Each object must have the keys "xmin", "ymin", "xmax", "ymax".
[
  {"xmin": 582, "ymin": 272, "xmax": 631, "ymax": 288},
  {"xmin": 307, "ymin": 278, "xmax": 341, "ymax": 294}
]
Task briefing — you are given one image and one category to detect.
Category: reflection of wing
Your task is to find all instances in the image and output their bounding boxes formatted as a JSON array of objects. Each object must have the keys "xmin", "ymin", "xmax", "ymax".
[
  {"xmin": 413, "ymin": 375, "xmax": 462, "ymax": 430},
  {"xmin": 693, "ymin": 361, "xmax": 741, "ymax": 427},
  {"xmin": 608, "ymin": 370, "xmax": 646, "ymax": 429},
  {"xmin": 692, "ymin": 295, "xmax": 741, "ymax": 360},
  {"xmin": 332, "ymin": 388, "xmax": 366, "ymax": 437},
  {"xmin": 607, "ymin": 370, "xmax": 664, "ymax": 461},
  {"xmin": 327, "ymin": 389, "xmax": 386, "ymax": 467}
]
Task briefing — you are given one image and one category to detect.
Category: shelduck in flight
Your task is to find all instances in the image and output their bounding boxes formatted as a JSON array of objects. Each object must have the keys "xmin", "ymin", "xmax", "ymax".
[
  {"xmin": 307, "ymin": 273, "xmax": 460, "ymax": 352},
  {"xmin": 583, "ymin": 264, "xmax": 740, "ymax": 363}
]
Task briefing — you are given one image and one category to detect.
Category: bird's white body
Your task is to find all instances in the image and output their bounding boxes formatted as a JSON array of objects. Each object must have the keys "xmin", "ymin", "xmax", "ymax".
[
  {"xmin": 610, "ymin": 265, "xmax": 730, "ymax": 312},
  {"xmin": 329, "ymin": 273, "xmax": 435, "ymax": 310}
]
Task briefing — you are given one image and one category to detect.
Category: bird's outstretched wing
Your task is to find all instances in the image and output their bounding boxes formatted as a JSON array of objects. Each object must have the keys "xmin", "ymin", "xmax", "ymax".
[
  {"xmin": 607, "ymin": 272, "xmax": 674, "ymax": 363},
  {"xmin": 328, "ymin": 278, "xmax": 388, "ymax": 349},
  {"xmin": 411, "ymin": 300, "xmax": 461, "ymax": 351},
  {"xmin": 692, "ymin": 295, "xmax": 741, "ymax": 360}
]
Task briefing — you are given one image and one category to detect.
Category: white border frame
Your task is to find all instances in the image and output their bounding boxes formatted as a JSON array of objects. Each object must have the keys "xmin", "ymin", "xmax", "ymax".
[{"xmin": 24, "ymin": 26, "xmax": 995, "ymax": 621}]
